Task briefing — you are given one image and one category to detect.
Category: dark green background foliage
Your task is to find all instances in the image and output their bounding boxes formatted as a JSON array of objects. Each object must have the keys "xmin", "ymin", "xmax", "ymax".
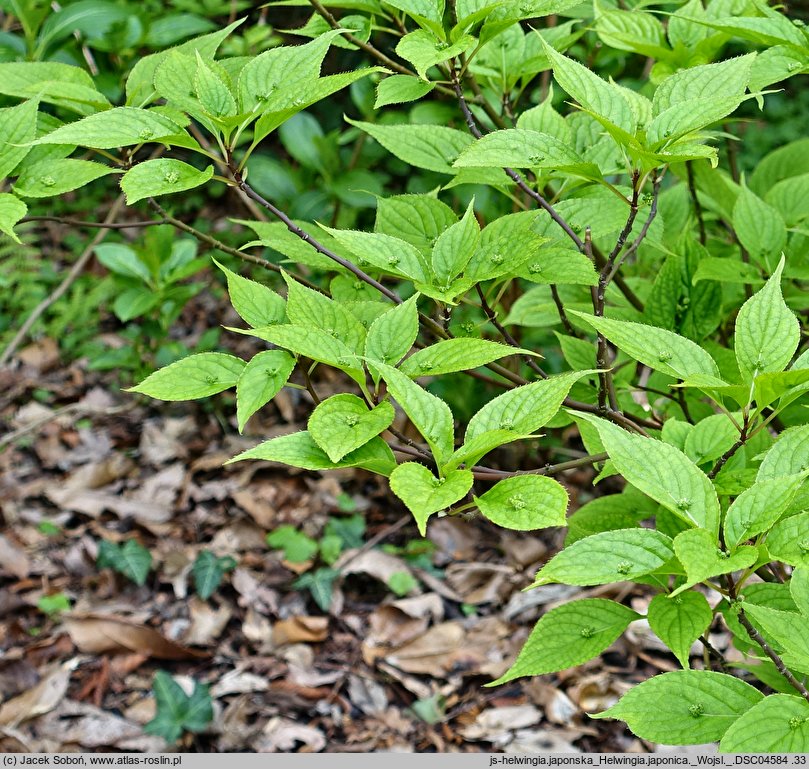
[{"xmin": 2, "ymin": 0, "xmax": 809, "ymax": 751}]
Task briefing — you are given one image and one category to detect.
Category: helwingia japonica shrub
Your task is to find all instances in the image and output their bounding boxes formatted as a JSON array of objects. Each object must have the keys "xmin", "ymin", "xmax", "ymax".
[{"xmin": 3, "ymin": 0, "xmax": 809, "ymax": 752}]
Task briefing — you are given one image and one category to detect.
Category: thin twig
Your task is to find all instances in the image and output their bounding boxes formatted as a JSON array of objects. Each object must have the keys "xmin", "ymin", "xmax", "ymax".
[
  {"xmin": 21, "ymin": 216, "xmax": 165, "ymax": 229},
  {"xmin": 686, "ymin": 161, "xmax": 706, "ymax": 246},
  {"xmin": 471, "ymin": 451, "xmax": 608, "ymax": 480}
]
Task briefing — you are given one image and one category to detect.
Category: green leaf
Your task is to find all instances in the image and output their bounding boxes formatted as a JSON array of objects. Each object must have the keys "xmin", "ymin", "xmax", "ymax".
[
  {"xmin": 237, "ymin": 31, "xmax": 343, "ymax": 112},
  {"xmin": 0, "ymin": 193, "xmax": 27, "ymax": 243},
  {"xmin": 647, "ymin": 591, "xmax": 713, "ymax": 669},
  {"xmin": 348, "ymin": 118, "xmax": 473, "ymax": 174},
  {"xmin": 365, "ymin": 295, "xmax": 419, "ymax": 368},
  {"xmin": 743, "ymin": 603, "xmax": 809, "ymax": 661},
  {"xmin": 194, "ymin": 52, "xmax": 236, "ymax": 118},
  {"xmin": 683, "ymin": 413, "xmax": 740, "ymax": 466},
  {"xmin": 376, "ymin": 361, "xmax": 455, "ymax": 467},
  {"xmin": 228, "ymin": 431, "xmax": 396, "ymax": 476},
  {"xmin": 309, "ymin": 394, "xmax": 395, "ymax": 463},
  {"xmin": 594, "ymin": 3, "xmax": 668, "ymax": 58},
  {"xmin": 475, "ymin": 475, "xmax": 568, "ymax": 531},
  {"xmin": 14, "ymin": 158, "xmax": 118, "ymax": 198},
  {"xmin": 213, "ymin": 259, "xmax": 286, "ymax": 328},
  {"xmin": 0, "ymin": 99, "xmax": 38, "ymax": 179},
  {"xmin": 443, "ymin": 429, "xmax": 531, "ymax": 472},
  {"xmin": 376, "ymin": 194, "xmax": 457, "ymax": 253},
  {"xmin": 115, "ymin": 539, "xmax": 153, "ymax": 586},
  {"xmin": 466, "ymin": 371, "xmax": 591, "ymax": 444},
  {"xmin": 389, "ymin": 463, "xmax": 473, "ymax": 535},
  {"xmin": 266, "ymin": 525, "xmax": 319, "ymax": 563},
  {"xmin": 375, "ymin": 74, "xmax": 434, "ymax": 108},
  {"xmin": 321, "ymin": 227, "xmax": 430, "ymax": 282},
  {"xmin": 284, "ymin": 273, "xmax": 366, "ymax": 353},
  {"xmin": 37, "ymin": 593, "xmax": 71, "ymax": 617},
  {"xmin": 236, "ymin": 350, "xmax": 296, "ymax": 433},
  {"xmin": 191, "ymin": 550, "xmax": 232, "ymax": 599},
  {"xmin": 489, "ymin": 599, "xmax": 640, "ymax": 685},
  {"xmin": 720, "ymin": 695, "xmax": 809, "ymax": 753},
  {"xmin": 234, "ymin": 325, "xmax": 363, "ymax": 381},
  {"xmin": 387, "ymin": 570, "xmax": 419, "ymax": 596},
  {"xmin": 757, "ymin": 425, "xmax": 809, "ymax": 481},
  {"xmin": 732, "ymin": 184, "xmax": 787, "ymax": 264},
  {"xmin": 540, "ymin": 39, "xmax": 634, "ymax": 134},
  {"xmin": 735, "ymin": 257, "xmax": 799, "ymax": 383},
  {"xmin": 724, "ymin": 475, "xmax": 805, "ymax": 548},
  {"xmin": 530, "ymin": 528, "xmax": 674, "ymax": 588},
  {"xmin": 574, "ymin": 413, "xmax": 721, "ymax": 535},
  {"xmin": 34, "ymin": 107, "xmax": 185, "ymax": 149},
  {"xmin": 652, "ymin": 56, "xmax": 754, "ymax": 116},
  {"xmin": 671, "ymin": 529, "xmax": 757, "ymax": 596},
  {"xmin": 791, "ymin": 569, "xmax": 809, "ymax": 617},
  {"xmin": 453, "ymin": 128, "xmax": 595, "ymax": 176},
  {"xmin": 766, "ymin": 512, "xmax": 809, "ymax": 568},
  {"xmin": 294, "ymin": 567, "xmax": 339, "ymax": 612},
  {"xmin": 396, "ymin": 30, "xmax": 475, "ymax": 80},
  {"xmin": 145, "ymin": 672, "xmax": 213, "ymax": 744},
  {"xmin": 594, "ymin": 670, "xmax": 763, "ymax": 744},
  {"xmin": 400, "ymin": 339, "xmax": 532, "ymax": 377},
  {"xmin": 570, "ymin": 312, "xmax": 720, "ymax": 380},
  {"xmin": 564, "ymin": 492, "xmax": 652, "ymax": 545},
  {"xmin": 431, "ymin": 200, "xmax": 478, "ymax": 283},
  {"xmin": 121, "ymin": 159, "xmax": 214, "ymax": 205},
  {"xmin": 129, "ymin": 353, "xmax": 245, "ymax": 401}
]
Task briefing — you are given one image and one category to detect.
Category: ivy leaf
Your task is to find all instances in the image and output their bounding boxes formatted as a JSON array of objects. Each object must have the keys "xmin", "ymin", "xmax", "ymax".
[
  {"xmin": 117, "ymin": 540, "xmax": 153, "ymax": 586},
  {"xmin": 575, "ymin": 413, "xmax": 720, "ymax": 535},
  {"xmin": 128, "ymin": 353, "xmax": 245, "ymax": 400},
  {"xmin": 389, "ymin": 463, "xmax": 473, "ymax": 535},
  {"xmin": 671, "ymin": 529, "xmax": 757, "ymax": 596},
  {"xmin": 466, "ymin": 371, "xmax": 592, "ymax": 444},
  {"xmin": 294, "ymin": 568, "xmax": 340, "ymax": 612},
  {"xmin": 34, "ymin": 107, "xmax": 185, "ymax": 148},
  {"xmin": 720, "ymin": 695, "xmax": 809, "ymax": 752},
  {"xmin": 266, "ymin": 525, "xmax": 319, "ymax": 563},
  {"xmin": 145, "ymin": 671, "xmax": 213, "ymax": 744},
  {"xmin": 376, "ymin": 362, "xmax": 455, "ymax": 467},
  {"xmin": 570, "ymin": 312, "xmax": 720, "ymax": 380},
  {"xmin": 365, "ymin": 295, "xmax": 419, "ymax": 369},
  {"xmin": 0, "ymin": 193, "xmax": 26, "ymax": 243},
  {"xmin": 735, "ymin": 257, "xmax": 799, "ymax": 383},
  {"xmin": 647, "ymin": 591, "xmax": 713, "ymax": 669},
  {"xmin": 228, "ymin": 432, "xmax": 396, "ymax": 476},
  {"xmin": 308, "ymin": 394, "xmax": 395, "ymax": 463},
  {"xmin": 530, "ymin": 528, "xmax": 674, "ymax": 588},
  {"xmin": 593, "ymin": 670, "xmax": 763, "ymax": 744},
  {"xmin": 214, "ymin": 259, "xmax": 286, "ymax": 328},
  {"xmin": 236, "ymin": 350, "xmax": 296, "ymax": 433},
  {"xmin": 375, "ymin": 74, "xmax": 434, "ymax": 108},
  {"xmin": 121, "ymin": 159, "xmax": 214, "ymax": 205},
  {"xmin": 192, "ymin": 550, "xmax": 236, "ymax": 600},
  {"xmin": 489, "ymin": 599, "xmax": 640, "ymax": 685},
  {"xmin": 475, "ymin": 475, "xmax": 568, "ymax": 531},
  {"xmin": 400, "ymin": 339, "xmax": 535, "ymax": 377},
  {"xmin": 724, "ymin": 475, "xmax": 805, "ymax": 548}
]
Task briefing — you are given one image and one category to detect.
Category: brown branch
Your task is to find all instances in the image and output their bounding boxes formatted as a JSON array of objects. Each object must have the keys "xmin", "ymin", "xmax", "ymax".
[
  {"xmin": 725, "ymin": 573, "xmax": 809, "ymax": 704},
  {"xmin": 21, "ymin": 216, "xmax": 165, "ymax": 229},
  {"xmin": 472, "ymin": 451, "xmax": 608, "ymax": 480}
]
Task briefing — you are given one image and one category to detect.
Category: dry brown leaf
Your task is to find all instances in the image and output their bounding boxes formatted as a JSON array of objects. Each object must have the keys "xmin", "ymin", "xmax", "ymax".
[
  {"xmin": 0, "ymin": 659, "xmax": 76, "ymax": 727},
  {"xmin": 363, "ymin": 606, "xmax": 429, "ymax": 664},
  {"xmin": 255, "ymin": 718, "xmax": 326, "ymax": 753},
  {"xmin": 0, "ymin": 534, "xmax": 30, "ymax": 580},
  {"xmin": 273, "ymin": 616, "xmax": 328, "ymax": 646},
  {"xmin": 139, "ymin": 417, "xmax": 195, "ymax": 465},
  {"xmin": 210, "ymin": 668, "xmax": 269, "ymax": 698},
  {"xmin": 63, "ymin": 613, "xmax": 208, "ymax": 659},
  {"xmin": 445, "ymin": 563, "xmax": 513, "ymax": 605},
  {"xmin": 232, "ymin": 484, "xmax": 278, "ymax": 529},
  {"xmin": 17, "ymin": 338, "xmax": 59, "ymax": 372},
  {"xmin": 337, "ymin": 549, "xmax": 416, "ymax": 588},
  {"xmin": 132, "ymin": 463, "xmax": 183, "ymax": 508},
  {"xmin": 383, "ymin": 621, "xmax": 464, "ymax": 676},
  {"xmin": 242, "ymin": 608, "xmax": 274, "ymax": 652},
  {"xmin": 347, "ymin": 675, "xmax": 388, "ymax": 716},
  {"xmin": 458, "ymin": 704, "xmax": 542, "ymax": 741},
  {"xmin": 184, "ymin": 598, "xmax": 232, "ymax": 646},
  {"xmin": 428, "ymin": 517, "xmax": 480, "ymax": 563}
]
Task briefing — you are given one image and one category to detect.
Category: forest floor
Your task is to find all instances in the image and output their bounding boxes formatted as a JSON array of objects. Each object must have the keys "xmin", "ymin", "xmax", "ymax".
[{"xmin": 0, "ymin": 291, "xmax": 720, "ymax": 754}]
